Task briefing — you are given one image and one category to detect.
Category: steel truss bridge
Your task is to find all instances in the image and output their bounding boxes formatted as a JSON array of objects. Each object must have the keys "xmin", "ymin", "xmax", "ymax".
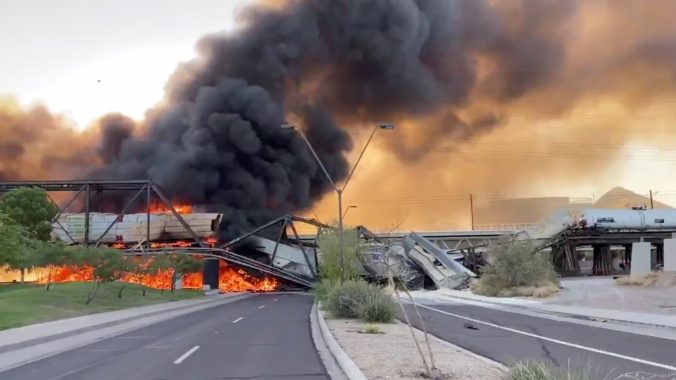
[{"xmin": 0, "ymin": 180, "xmax": 318, "ymax": 289}]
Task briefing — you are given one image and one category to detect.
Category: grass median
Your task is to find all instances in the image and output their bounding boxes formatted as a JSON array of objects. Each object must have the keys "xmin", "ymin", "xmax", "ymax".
[{"xmin": 0, "ymin": 282, "xmax": 203, "ymax": 331}]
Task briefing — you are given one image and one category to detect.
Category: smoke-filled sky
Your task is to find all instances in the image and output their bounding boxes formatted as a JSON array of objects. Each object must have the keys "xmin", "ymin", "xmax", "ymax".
[{"xmin": 3, "ymin": 0, "xmax": 676, "ymax": 233}]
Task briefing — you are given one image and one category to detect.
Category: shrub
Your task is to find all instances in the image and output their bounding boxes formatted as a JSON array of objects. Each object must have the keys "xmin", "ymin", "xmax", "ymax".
[
  {"xmin": 363, "ymin": 324, "xmax": 381, "ymax": 334},
  {"xmin": 509, "ymin": 361, "xmax": 599, "ymax": 380},
  {"xmin": 326, "ymin": 279, "xmax": 371, "ymax": 318},
  {"xmin": 473, "ymin": 240, "xmax": 559, "ymax": 297},
  {"xmin": 313, "ymin": 279, "xmax": 336, "ymax": 302},
  {"xmin": 357, "ymin": 288, "xmax": 395, "ymax": 323},
  {"xmin": 325, "ymin": 279, "xmax": 395, "ymax": 322},
  {"xmin": 316, "ymin": 226, "xmax": 363, "ymax": 282}
]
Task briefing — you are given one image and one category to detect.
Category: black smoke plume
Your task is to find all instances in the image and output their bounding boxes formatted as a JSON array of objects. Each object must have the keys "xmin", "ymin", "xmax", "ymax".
[
  {"xmin": 91, "ymin": 0, "xmax": 578, "ymax": 238},
  {"xmin": 6, "ymin": 0, "xmax": 676, "ymax": 238}
]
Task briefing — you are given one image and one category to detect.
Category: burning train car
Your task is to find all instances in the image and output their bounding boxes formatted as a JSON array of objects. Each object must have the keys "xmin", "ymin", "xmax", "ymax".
[{"xmin": 52, "ymin": 212, "xmax": 223, "ymax": 245}]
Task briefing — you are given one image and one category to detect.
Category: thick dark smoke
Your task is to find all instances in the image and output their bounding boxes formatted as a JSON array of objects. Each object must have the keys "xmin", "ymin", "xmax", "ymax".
[
  {"xmin": 90, "ymin": 78, "xmax": 347, "ymax": 238},
  {"xmin": 5, "ymin": 0, "xmax": 676, "ymax": 236},
  {"xmin": 97, "ymin": 114, "xmax": 135, "ymax": 164},
  {"xmin": 91, "ymin": 0, "xmax": 580, "ymax": 237}
]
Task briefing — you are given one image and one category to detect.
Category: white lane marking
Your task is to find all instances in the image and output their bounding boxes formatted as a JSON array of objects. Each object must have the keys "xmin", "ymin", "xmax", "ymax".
[
  {"xmin": 414, "ymin": 303, "xmax": 676, "ymax": 372},
  {"xmin": 258, "ymin": 305, "xmax": 265, "ymax": 309},
  {"xmin": 74, "ymin": 348, "xmax": 119, "ymax": 352},
  {"xmin": 173, "ymin": 346, "xmax": 200, "ymax": 365},
  {"xmin": 115, "ymin": 335, "xmax": 152, "ymax": 339},
  {"xmin": 273, "ymin": 298, "xmax": 278, "ymax": 302},
  {"xmin": 233, "ymin": 317, "xmax": 244, "ymax": 324}
]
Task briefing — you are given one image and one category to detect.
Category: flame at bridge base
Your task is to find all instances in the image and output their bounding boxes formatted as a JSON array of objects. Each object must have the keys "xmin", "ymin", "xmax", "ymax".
[{"xmin": 30, "ymin": 259, "xmax": 279, "ymax": 292}]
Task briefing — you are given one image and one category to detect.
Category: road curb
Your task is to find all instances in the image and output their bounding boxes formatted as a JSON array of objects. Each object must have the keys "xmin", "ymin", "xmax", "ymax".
[
  {"xmin": 310, "ymin": 302, "xmax": 367, "ymax": 380},
  {"xmin": 0, "ymin": 293, "xmax": 251, "ymax": 373}
]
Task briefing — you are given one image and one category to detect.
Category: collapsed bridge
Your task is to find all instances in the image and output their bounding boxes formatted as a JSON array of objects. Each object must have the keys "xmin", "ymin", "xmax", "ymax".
[{"xmin": 0, "ymin": 180, "xmax": 322, "ymax": 291}]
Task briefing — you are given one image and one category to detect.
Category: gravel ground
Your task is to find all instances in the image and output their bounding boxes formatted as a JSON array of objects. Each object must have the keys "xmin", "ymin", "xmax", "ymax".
[
  {"xmin": 547, "ymin": 276, "xmax": 676, "ymax": 314},
  {"xmin": 325, "ymin": 317, "xmax": 507, "ymax": 380}
]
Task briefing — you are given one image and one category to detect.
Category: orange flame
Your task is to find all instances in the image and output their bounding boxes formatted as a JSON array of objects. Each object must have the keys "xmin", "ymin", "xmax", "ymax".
[
  {"xmin": 34, "ymin": 258, "xmax": 279, "ymax": 292},
  {"xmin": 147, "ymin": 201, "xmax": 193, "ymax": 214},
  {"xmin": 218, "ymin": 260, "xmax": 278, "ymax": 292},
  {"xmin": 150, "ymin": 241, "xmax": 193, "ymax": 248}
]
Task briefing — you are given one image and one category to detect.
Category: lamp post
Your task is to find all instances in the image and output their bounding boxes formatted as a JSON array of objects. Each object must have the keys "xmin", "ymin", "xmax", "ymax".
[
  {"xmin": 342, "ymin": 205, "xmax": 357, "ymax": 220},
  {"xmin": 281, "ymin": 122, "xmax": 394, "ymax": 283}
]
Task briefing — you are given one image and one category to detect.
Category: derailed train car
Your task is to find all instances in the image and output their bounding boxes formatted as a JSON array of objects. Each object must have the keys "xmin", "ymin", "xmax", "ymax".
[{"xmin": 52, "ymin": 212, "xmax": 223, "ymax": 244}]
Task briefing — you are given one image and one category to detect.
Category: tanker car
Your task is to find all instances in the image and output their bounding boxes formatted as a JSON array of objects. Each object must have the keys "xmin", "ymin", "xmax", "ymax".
[{"xmin": 578, "ymin": 208, "xmax": 676, "ymax": 231}]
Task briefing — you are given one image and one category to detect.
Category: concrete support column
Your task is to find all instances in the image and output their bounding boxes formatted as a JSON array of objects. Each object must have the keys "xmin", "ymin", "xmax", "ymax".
[
  {"xmin": 202, "ymin": 258, "xmax": 220, "ymax": 291},
  {"xmin": 173, "ymin": 276, "xmax": 183, "ymax": 290},
  {"xmin": 623, "ymin": 244, "xmax": 632, "ymax": 265},
  {"xmin": 655, "ymin": 243, "xmax": 664, "ymax": 266},
  {"xmin": 630, "ymin": 242, "xmax": 652, "ymax": 276},
  {"xmin": 664, "ymin": 238, "xmax": 676, "ymax": 272},
  {"xmin": 592, "ymin": 244, "xmax": 612, "ymax": 275}
]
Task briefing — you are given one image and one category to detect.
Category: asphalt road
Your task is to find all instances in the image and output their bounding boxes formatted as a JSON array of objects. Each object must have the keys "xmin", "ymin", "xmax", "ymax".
[
  {"xmin": 403, "ymin": 300, "xmax": 676, "ymax": 378},
  {"xmin": 1, "ymin": 293, "xmax": 328, "ymax": 380}
]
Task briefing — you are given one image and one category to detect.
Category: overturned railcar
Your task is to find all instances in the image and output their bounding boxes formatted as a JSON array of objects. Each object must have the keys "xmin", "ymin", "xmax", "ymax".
[{"xmin": 52, "ymin": 212, "xmax": 223, "ymax": 244}]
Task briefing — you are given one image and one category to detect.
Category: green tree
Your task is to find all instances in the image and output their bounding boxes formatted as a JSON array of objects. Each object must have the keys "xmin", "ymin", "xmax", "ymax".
[
  {"xmin": 1, "ymin": 212, "xmax": 38, "ymax": 283},
  {"xmin": 32, "ymin": 242, "xmax": 77, "ymax": 291},
  {"xmin": 0, "ymin": 212, "xmax": 25, "ymax": 268},
  {"xmin": 80, "ymin": 248, "xmax": 130, "ymax": 304},
  {"xmin": 150, "ymin": 254, "xmax": 202, "ymax": 292},
  {"xmin": 125, "ymin": 256, "xmax": 154, "ymax": 297},
  {"xmin": 316, "ymin": 226, "xmax": 363, "ymax": 282},
  {"xmin": 0, "ymin": 187, "xmax": 58, "ymax": 241}
]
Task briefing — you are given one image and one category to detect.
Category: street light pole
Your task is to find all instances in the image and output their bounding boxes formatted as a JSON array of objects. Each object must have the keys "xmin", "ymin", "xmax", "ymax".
[
  {"xmin": 342, "ymin": 205, "xmax": 357, "ymax": 220},
  {"xmin": 282, "ymin": 122, "xmax": 394, "ymax": 284},
  {"xmin": 337, "ymin": 188, "xmax": 344, "ymax": 282}
]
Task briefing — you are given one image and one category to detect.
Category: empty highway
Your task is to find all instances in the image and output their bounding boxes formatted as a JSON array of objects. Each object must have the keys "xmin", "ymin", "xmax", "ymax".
[
  {"xmin": 1, "ymin": 293, "xmax": 327, "ymax": 380},
  {"xmin": 404, "ymin": 300, "xmax": 676, "ymax": 378}
]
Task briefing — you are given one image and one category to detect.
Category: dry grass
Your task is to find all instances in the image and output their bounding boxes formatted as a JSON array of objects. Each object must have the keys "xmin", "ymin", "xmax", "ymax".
[
  {"xmin": 472, "ymin": 280, "xmax": 560, "ymax": 298},
  {"xmin": 509, "ymin": 361, "xmax": 599, "ymax": 380},
  {"xmin": 362, "ymin": 324, "xmax": 381, "ymax": 334},
  {"xmin": 615, "ymin": 273, "xmax": 659, "ymax": 287}
]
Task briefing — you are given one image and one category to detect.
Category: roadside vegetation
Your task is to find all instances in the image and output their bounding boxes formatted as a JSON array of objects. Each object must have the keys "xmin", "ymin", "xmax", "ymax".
[
  {"xmin": 615, "ymin": 272, "xmax": 659, "ymax": 286},
  {"xmin": 615, "ymin": 271, "xmax": 676, "ymax": 287},
  {"xmin": 472, "ymin": 240, "xmax": 560, "ymax": 298},
  {"xmin": 314, "ymin": 226, "xmax": 395, "ymax": 324},
  {"xmin": 0, "ymin": 187, "xmax": 205, "ymax": 329},
  {"xmin": 315, "ymin": 226, "xmax": 443, "ymax": 379},
  {"xmin": 0, "ymin": 282, "xmax": 201, "ymax": 330},
  {"xmin": 509, "ymin": 361, "xmax": 600, "ymax": 380}
]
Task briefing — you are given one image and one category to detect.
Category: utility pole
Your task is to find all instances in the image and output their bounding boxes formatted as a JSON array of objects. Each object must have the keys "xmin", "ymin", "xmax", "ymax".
[
  {"xmin": 282, "ymin": 122, "xmax": 394, "ymax": 284},
  {"xmin": 469, "ymin": 193, "xmax": 475, "ymax": 231},
  {"xmin": 650, "ymin": 190, "xmax": 654, "ymax": 209}
]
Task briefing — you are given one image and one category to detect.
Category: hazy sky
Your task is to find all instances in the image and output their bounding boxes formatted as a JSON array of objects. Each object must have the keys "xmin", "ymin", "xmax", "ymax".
[{"xmin": 0, "ymin": 0, "xmax": 250, "ymax": 127}]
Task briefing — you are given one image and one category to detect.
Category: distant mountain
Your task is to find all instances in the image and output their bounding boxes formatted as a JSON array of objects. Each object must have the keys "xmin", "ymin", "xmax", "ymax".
[{"xmin": 594, "ymin": 187, "xmax": 672, "ymax": 209}]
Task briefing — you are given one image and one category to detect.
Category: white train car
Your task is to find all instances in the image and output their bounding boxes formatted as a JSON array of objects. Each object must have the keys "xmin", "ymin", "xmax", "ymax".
[
  {"xmin": 578, "ymin": 208, "xmax": 676, "ymax": 230},
  {"xmin": 52, "ymin": 212, "xmax": 223, "ymax": 244}
]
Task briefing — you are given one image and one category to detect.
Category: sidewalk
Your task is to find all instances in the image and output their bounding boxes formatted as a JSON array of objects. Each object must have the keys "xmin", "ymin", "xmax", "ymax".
[{"xmin": 0, "ymin": 292, "xmax": 250, "ymax": 372}]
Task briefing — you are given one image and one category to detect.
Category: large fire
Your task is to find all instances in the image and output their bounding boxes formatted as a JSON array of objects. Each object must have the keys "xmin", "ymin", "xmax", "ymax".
[
  {"xmin": 11, "ymin": 201, "xmax": 280, "ymax": 291},
  {"xmin": 147, "ymin": 201, "xmax": 193, "ymax": 214},
  {"xmin": 32, "ymin": 259, "xmax": 279, "ymax": 292}
]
